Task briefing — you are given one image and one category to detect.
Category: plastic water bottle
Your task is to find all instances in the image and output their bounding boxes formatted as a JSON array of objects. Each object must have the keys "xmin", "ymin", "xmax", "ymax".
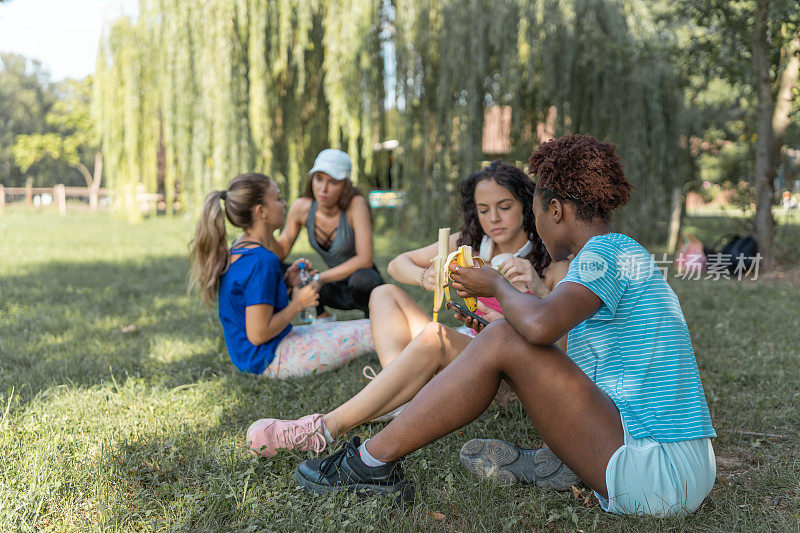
[{"xmin": 297, "ymin": 262, "xmax": 317, "ymax": 324}]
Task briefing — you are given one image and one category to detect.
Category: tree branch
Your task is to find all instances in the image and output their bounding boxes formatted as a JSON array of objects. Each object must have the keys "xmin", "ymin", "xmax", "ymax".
[{"xmin": 74, "ymin": 162, "xmax": 94, "ymax": 188}]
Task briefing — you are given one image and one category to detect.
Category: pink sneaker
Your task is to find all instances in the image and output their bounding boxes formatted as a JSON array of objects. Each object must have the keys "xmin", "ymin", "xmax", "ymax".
[{"xmin": 246, "ymin": 413, "xmax": 327, "ymax": 458}]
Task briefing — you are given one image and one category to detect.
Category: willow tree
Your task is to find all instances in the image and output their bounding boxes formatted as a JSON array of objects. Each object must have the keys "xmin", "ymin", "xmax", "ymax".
[
  {"xmin": 393, "ymin": 0, "xmax": 688, "ymax": 243},
  {"xmin": 93, "ymin": 15, "xmax": 158, "ymax": 217},
  {"xmin": 94, "ymin": 0, "xmax": 384, "ymax": 219},
  {"xmin": 96, "ymin": 0, "xmax": 687, "ymax": 242}
]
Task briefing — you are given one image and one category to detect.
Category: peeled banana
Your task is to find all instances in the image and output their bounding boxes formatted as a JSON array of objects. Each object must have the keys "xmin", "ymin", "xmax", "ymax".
[{"xmin": 432, "ymin": 228, "xmax": 485, "ymax": 322}]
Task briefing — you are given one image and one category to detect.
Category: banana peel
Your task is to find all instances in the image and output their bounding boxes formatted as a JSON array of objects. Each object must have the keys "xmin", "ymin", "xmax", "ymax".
[
  {"xmin": 432, "ymin": 228, "xmax": 450, "ymax": 322},
  {"xmin": 432, "ymin": 228, "xmax": 485, "ymax": 322}
]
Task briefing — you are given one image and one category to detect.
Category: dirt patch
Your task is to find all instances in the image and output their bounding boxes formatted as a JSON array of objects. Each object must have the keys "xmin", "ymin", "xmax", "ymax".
[{"xmin": 714, "ymin": 451, "xmax": 760, "ymax": 483}]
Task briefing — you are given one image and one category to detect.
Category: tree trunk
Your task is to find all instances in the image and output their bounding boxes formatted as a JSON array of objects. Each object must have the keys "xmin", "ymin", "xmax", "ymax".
[
  {"xmin": 752, "ymin": 0, "xmax": 775, "ymax": 270},
  {"xmin": 76, "ymin": 162, "xmax": 94, "ymax": 188},
  {"xmin": 25, "ymin": 178, "xmax": 33, "ymax": 205},
  {"xmin": 90, "ymin": 152, "xmax": 103, "ymax": 210},
  {"xmin": 772, "ymin": 35, "xmax": 800, "ymax": 152},
  {"xmin": 73, "ymin": 159, "xmax": 97, "ymax": 211}
]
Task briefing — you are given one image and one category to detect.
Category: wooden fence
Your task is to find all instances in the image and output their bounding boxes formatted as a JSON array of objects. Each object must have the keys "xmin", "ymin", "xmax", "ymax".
[{"xmin": 0, "ymin": 183, "xmax": 108, "ymax": 214}]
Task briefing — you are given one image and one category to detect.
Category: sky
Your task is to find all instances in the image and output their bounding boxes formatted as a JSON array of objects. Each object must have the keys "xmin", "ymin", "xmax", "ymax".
[{"xmin": 0, "ymin": 0, "xmax": 137, "ymax": 81}]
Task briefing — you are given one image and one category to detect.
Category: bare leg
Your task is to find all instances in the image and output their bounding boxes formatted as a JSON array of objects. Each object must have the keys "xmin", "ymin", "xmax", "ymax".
[
  {"xmin": 365, "ymin": 319, "xmax": 623, "ymax": 497},
  {"xmin": 322, "ymin": 322, "xmax": 471, "ymax": 438},
  {"xmin": 368, "ymin": 284, "xmax": 433, "ymax": 368}
]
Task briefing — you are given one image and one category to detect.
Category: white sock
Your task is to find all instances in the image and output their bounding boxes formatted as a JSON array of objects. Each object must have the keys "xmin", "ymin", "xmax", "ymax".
[
  {"xmin": 358, "ymin": 439, "xmax": 387, "ymax": 467},
  {"xmin": 321, "ymin": 421, "xmax": 334, "ymax": 444}
]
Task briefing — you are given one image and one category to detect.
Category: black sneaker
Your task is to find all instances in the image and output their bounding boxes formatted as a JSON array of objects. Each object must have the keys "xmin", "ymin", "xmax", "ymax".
[
  {"xmin": 459, "ymin": 438, "xmax": 581, "ymax": 491},
  {"xmin": 295, "ymin": 436, "xmax": 415, "ymax": 505}
]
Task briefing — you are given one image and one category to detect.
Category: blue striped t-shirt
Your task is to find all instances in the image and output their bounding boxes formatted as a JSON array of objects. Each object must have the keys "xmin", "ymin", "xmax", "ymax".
[{"xmin": 558, "ymin": 233, "xmax": 716, "ymax": 442}]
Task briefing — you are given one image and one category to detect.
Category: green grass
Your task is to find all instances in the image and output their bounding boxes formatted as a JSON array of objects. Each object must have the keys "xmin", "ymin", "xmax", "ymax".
[{"xmin": 1, "ymin": 206, "xmax": 798, "ymax": 531}]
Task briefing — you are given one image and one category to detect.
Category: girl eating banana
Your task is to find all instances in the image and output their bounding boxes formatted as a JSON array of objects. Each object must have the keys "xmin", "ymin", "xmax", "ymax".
[{"xmin": 246, "ymin": 161, "xmax": 570, "ymax": 459}]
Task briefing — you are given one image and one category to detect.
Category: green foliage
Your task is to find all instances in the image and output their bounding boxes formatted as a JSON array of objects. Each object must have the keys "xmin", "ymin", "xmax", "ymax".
[
  {"xmin": 94, "ymin": 0, "xmax": 692, "ymax": 243},
  {"xmin": 391, "ymin": 0, "xmax": 689, "ymax": 241},
  {"xmin": 698, "ymin": 142, "xmax": 752, "ymax": 187},
  {"xmin": 0, "ymin": 210, "xmax": 798, "ymax": 530},
  {"xmin": 93, "ymin": 0, "xmax": 384, "ymax": 219},
  {"xmin": 11, "ymin": 134, "xmax": 63, "ymax": 173},
  {"xmin": 11, "ymin": 78, "xmax": 98, "ymax": 182},
  {"xmin": 0, "ymin": 53, "xmax": 67, "ymax": 187},
  {"xmin": 678, "ymin": 0, "xmax": 800, "ymax": 179}
]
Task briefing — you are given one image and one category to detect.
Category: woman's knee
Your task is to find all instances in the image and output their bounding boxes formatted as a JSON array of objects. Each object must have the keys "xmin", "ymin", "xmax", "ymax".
[
  {"xmin": 369, "ymin": 282, "xmax": 401, "ymax": 301},
  {"xmin": 418, "ymin": 320, "xmax": 448, "ymax": 338},
  {"xmin": 414, "ymin": 322, "xmax": 461, "ymax": 362},
  {"xmin": 471, "ymin": 319, "xmax": 532, "ymax": 365},
  {"xmin": 481, "ymin": 318, "xmax": 514, "ymax": 337},
  {"xmin": 368, "ymin": 283, "xmax": 401, "ymax": 313}
]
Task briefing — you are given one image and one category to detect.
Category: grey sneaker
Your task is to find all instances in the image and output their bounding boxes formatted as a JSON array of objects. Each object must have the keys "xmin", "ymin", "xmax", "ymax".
[{"xmin": 459, "ymin": 439, "xmax": 581, "ymax": 491}]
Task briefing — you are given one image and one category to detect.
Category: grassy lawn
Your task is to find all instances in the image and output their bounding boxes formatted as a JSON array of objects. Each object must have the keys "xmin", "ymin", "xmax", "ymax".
[{"xmin": 1, "ymin": 207, "xmax": 798, "ymax": 531}]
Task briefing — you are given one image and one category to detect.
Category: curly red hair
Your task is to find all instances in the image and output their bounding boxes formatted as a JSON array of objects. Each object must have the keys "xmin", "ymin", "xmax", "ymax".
[{"xmin": 528, "ymin": 135, "xmax": 633, "ymax": 221}]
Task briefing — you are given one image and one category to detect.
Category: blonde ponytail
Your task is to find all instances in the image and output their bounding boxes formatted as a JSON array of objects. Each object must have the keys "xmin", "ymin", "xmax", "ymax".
[
  {"xmin": 190, "ymin": 190, "xmax": 229, "ymax": 306},
  {"xmin": 189, "ymin": 172, "xmax": 274, "ymax": 306}
]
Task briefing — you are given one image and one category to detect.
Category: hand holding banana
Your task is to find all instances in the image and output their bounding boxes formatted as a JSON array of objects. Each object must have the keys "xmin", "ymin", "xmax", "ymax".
[
  {"xmin": 431, "ymin": 228, "xmax": 486, "ymax": 322},
  {"xmin": 448, "ymin": 262, "xmax": 503, "ymax": 299}
]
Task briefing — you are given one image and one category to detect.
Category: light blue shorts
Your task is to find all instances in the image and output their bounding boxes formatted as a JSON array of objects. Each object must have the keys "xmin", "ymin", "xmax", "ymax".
[{"xmin": 596, "ymin": 415, "xmax": 716, "ymax": 516}]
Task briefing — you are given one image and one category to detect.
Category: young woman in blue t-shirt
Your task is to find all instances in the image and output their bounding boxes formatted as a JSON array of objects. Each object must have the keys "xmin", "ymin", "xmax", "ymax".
[
  {"xmin": 189, "ymin": 173, "xmax": 374, "ymax": 379},
  {"xmin": 293, "ymin": 135, "xmax": 717, "ymax": 516}
]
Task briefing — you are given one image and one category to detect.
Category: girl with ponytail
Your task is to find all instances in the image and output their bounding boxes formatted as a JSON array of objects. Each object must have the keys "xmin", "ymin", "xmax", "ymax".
[{"xmin": 189, "ymin": 173, "xmax": 374, "ymax": 387}]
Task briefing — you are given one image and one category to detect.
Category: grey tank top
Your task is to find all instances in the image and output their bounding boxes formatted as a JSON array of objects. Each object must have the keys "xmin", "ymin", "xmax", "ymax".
[{"xmin": 306, "ymin": 200, "xmax": 357, "ymax": 268}]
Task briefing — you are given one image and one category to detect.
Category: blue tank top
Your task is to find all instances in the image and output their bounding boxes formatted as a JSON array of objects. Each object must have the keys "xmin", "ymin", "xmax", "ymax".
[{"xmin": 217, "ymin": 246, "xmax": 292, "ymax": 373}]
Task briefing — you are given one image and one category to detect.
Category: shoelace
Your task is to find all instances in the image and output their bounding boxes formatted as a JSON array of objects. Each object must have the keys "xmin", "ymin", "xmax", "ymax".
[
  {"xmin": 319, "ymin": 439, "xmax": 359, "ymax": 475},
  {"xmin": 280, "ymin": 418, "xmax": 327, "ymax": 454},
  {"xmin": 319, "ymin": 440, "xmax": 407, "ymax": 478},
  {"xmin": 362, "ymin": 365, "xmax": 378, "ymax": 381}
]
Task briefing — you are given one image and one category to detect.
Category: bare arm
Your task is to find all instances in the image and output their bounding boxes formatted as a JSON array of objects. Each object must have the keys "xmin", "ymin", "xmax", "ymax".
[
  {"xmin": 539, "ymin": 260, "xmax": 571, "ymax": 351},
  {"xmin": 450, "ymin": 264, "xmax": 600, "ymax": 346},
  {"xmin": 543, "ymin": 260, "xmax": 570, "ymax": 292},
  {"xmin": 387, "ymin": 233, "xmax": 461, "ymax": 287},
  {"xmin": 317, "ymin": 196, "xmax": 375, "ymax": 283},
  {"xmin": 244, "ymin": 284, "xmax": 318, "ymax": 345},
  {"xmin": 494, "ymin": 280, "xmax": 599, "ymax": 346},
  {"xmin": 453, "ymin": 259, "xmax": 572, "ymax": 352},
  {"xmin": 275, "ymin": 198, "xmax": 311, "ymax": 260}
]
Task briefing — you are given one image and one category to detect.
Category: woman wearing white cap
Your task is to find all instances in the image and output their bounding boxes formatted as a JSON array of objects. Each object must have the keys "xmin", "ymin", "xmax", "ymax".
[{"xmin": 276, "ymin": 149, "xmax": 384, "ymax": 317}]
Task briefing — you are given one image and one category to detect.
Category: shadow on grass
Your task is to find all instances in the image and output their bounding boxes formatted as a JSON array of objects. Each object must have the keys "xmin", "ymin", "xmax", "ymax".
[
  {"xmin": 4, "ymin": 243, "xmax": 800, "ymax": 530},
  {"xmin": 0, "ymin": 255, "xmax": 236, "ymax": 402}
]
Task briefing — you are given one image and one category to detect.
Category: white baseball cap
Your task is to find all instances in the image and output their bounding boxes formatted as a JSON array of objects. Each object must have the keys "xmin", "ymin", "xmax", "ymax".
[{"xmin": 308, "ymin": 149, "xmax": 351, "ymax": 181}]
